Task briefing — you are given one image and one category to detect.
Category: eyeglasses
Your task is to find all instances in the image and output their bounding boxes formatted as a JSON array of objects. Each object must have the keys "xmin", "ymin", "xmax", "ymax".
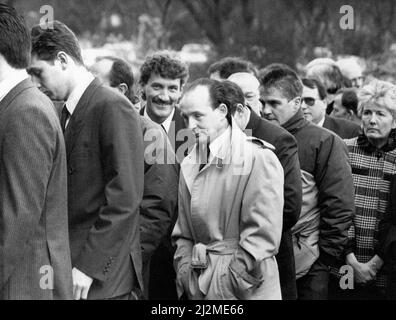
[
  {"xmin": 302, "ymin": 97, "xmax": 316, "ymax": 107},
  {"xmin": 327, "ymin": 87, "xmax": 340, "ymax": 95}
]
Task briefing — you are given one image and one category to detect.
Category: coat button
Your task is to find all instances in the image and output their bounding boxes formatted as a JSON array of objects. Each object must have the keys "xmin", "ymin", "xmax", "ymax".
[{"xmin": 68, "ymin": 167, "xmax": 73, "ymax": 175}]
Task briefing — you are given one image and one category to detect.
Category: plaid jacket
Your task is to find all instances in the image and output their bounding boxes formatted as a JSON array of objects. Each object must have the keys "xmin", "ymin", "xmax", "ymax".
[{"xmin": 332, "ymin": 131, "xmax": 396, "ymax": 288}]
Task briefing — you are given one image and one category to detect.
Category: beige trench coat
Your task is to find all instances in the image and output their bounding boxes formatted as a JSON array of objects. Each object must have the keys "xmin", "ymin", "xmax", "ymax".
[{"xmin": 172, "ymin": 124, "xmax": 284, "ymax": 300}]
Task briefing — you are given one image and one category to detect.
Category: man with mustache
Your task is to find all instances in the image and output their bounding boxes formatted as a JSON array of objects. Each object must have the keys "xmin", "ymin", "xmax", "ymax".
[{"xmin": 138, "ymin": 51, "xmax": 191, "ymax": 299}]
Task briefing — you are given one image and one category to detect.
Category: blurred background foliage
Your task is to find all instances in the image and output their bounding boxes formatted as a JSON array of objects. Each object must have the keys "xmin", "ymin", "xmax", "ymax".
[{"xmin": 3, "ymin": 0, "xmax": 396, "ymax": 81}]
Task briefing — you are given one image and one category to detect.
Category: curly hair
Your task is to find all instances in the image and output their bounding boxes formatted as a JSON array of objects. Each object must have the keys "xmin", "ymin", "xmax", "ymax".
[
  {"xmin": 358, "ymin": 79, "xmax": 396, "ymax": 119},
  {"xmin": 139, "ymin": 51, "xmax": 189, "ymax": 87}
]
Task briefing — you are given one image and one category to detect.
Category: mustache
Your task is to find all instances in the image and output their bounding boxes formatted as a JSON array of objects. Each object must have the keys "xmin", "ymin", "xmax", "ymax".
[{"xmin": 151, "ymin": 97, "xmax": 176, "ymax": 105}]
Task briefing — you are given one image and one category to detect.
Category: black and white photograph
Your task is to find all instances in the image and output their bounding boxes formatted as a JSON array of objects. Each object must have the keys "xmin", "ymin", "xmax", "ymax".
[{"xmin": 0, "ymin": 0, "xmax": 396, "ymax": 309}]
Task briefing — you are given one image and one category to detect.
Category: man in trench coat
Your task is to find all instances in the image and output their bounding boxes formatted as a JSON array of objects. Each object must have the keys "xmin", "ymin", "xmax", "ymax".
[{"xmin": 172, "ymin": 79, "xmax": 284, "ymax": 300}]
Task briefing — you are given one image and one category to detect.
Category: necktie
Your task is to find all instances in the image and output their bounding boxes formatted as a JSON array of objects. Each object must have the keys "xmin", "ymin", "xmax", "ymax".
[
  {"xmin": 60, "ymin": 104, "xmax": 70, "ymax": 133},
  {"xmin": 199, "ymin": 143, "xmax": 210, "ymax": 171}
]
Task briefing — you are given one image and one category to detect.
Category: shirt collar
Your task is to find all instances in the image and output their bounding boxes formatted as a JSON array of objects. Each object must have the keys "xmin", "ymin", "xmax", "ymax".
[
  {"xmin": 0, "ymin": 69, "xmax": 29, "ymax": 103},
  {"xmin": 143, "ymin": 106, "xmax": 175, "ymax": 133},
  {"xmin": 208, "ymin": 125, "xmax": 231, "ymax": 162},
  {"xmin": 64, "ymin": 71, "xmax": 94, "ymax": 115}
]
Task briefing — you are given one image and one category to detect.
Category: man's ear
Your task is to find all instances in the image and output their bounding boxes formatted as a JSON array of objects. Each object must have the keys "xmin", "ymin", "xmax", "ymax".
[
  {"xmin": 56, "ymin": 51, "xmax": 70, "ymax": 70},
  {"xmin": 218, "ymin": 103, "xmax": 229, "ymax": 118},
  {"xmin": 293, "ymin": 97, "xmax": 301, "ymax": 112},
  {"xmin": 235, "ymin": 103, "xmax": 245, "ymax": 115},
  {"xmin": 117, "ymin": 83, "xmax": 128, "ymax": 95}
]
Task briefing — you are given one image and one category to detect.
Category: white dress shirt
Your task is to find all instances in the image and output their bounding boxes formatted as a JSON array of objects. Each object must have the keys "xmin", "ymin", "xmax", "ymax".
[
  {"xmin": 143, "ymin": 106, "xmax": 175, "ymax": 133},
  {"xmin": 64, "ymin": 71, "xmax": 95, "ymax": 127},
  {"xmin": 0, "ymin": 69, "xmax": 29, "ymax": 103}
]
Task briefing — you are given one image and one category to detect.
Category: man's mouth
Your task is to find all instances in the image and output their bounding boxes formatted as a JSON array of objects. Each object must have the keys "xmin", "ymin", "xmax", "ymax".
[{"xmin": 152, "ymin": 99, "xmax": 172, "ymax": 106}]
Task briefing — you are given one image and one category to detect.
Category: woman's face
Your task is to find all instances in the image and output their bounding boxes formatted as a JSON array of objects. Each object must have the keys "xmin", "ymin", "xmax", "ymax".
[{"xmin": 362, "ymin": 103, "xmax": 396, "ymax": 148}]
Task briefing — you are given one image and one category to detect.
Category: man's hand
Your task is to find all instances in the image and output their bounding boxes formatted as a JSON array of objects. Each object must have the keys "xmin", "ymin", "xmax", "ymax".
[{"xmin": 72, "ymin": 267, "xmax": 94, "ymax": 300}]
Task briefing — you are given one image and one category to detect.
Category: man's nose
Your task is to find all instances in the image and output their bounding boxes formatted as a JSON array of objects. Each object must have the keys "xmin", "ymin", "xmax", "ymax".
[
  {"xmin": 187, "ymin": 117, "xmax": 197, "ymax": 130},
  {"xmin": 262, "ymin": 103, "xmax": 272, "ymax": 115},
  {"xmin": 158, "ymin": 89, "xmax": 170, "ymax": 101}
]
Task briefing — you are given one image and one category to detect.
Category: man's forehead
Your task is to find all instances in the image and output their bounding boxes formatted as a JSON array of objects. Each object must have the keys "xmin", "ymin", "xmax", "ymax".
[
  {"xmin": 185, "ymin": 85, "xmax": 210, "ymax": 100},
  {"xmin": 148, "ymin": 74, "xmax": 181, "ymax": 85},
  {"xmin": 181, "ymin": 85, "xmax": 211, "ymax": 109},
  {"xmin": 260, "ymin": 86, "xmax": 287, "ymax": 100},
  {"xmin": 302, "ymin": 85, "xmax": 320, "ymax": 99}
]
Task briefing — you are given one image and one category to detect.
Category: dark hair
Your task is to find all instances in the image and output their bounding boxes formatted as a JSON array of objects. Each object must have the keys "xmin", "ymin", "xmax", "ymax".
[
  {"xmin": 302, "ymin": 77, "xmax": 327, "ymax": 100},
  {"xmin": 258, "ymin": 63, "xmax": 295, "ymax": 83},
  {"xmin": 0, "ymin": 4, "xmax": 31, "ymax": 69},
  {"xmin": 96, "ymin": 56, "xmax": 138, "ymax": 104},
  {"xmin": 336, "ymin": 88, "xmax": 358, "ymax": 115},
  {"xmin": 184, "ymin": 78, "xmax": 245, "ymax": 125},
  {"xmin": 260, "ymin": 67, "xmax": 303, "ymax": 100},
  {"xmin": 207, "ymin": 56, "xmax": 258, "ymax": 79},
  {"xmin": 31, "ymin": 20, "xmax": 84, "ymax": 65},
  {"xmin": 139, "ymin": 51, "xmax": 189, "ymax": 87}
]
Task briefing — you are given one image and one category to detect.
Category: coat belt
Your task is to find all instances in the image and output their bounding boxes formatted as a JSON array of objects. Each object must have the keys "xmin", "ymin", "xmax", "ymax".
[{"xmin": 191, "ymin": 239, "xmax": 239, "ymax": 269}]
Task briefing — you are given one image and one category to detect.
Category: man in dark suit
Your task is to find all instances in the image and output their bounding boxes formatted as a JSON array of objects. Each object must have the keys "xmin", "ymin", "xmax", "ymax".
[
  {"xmin": 323, "ymin": 115, "xmax": 360, "ymax": 139},
  {"xmin": 229, "ymin": 77, "xmax": 303, "ymax": 299},
  {"xmin": 90, "ymin": 55, "xmax": 180, "ymax": 299},
  {"xmin": 0, "ymin": 5, "xmax": 72, "ymax": 300},
  {"xmin": 302, "ymin": 78, "xmax": 360, "ymax": 139},
  {"xmin": 29, "ymin": 21, "xmax": 144, "ymax": 300},
  {"xmin": 138, "ymin": 51, "xmax": 192, "ymax": 299}
]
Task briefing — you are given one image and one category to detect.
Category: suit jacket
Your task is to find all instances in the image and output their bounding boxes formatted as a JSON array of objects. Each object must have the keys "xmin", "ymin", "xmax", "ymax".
[
  {"xmin": 139, "ymin": 106, "xmax": 189, "ymax": 299},
  {"xmin": 139, "ymin": 116, "xmax": 179, "ymax": 295},
  {"xmin": 323, "ymin": 115, "xmax": 361, "ymax": 139},
  {"xmin": 0, "ymin": 79, "xmax": 72, "ymax": 299},
  {"xmin": 246, "ymin": 110, "xmax": 302, "ymax": 300},
  {"xmin": 65, "ymin": 78, "xmax": 144, "ymax": 299}
]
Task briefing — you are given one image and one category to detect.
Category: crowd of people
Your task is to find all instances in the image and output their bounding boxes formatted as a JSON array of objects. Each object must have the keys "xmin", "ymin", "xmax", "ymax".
[{"xmin": 0, "ymin": 4, "xmax": 396, "ymax": 300}]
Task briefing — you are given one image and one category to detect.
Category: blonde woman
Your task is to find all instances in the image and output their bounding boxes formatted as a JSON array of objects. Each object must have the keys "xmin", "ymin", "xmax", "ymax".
[{"xmin": 329, "ymin": 80, "xmax": 396, "ymax": 299}]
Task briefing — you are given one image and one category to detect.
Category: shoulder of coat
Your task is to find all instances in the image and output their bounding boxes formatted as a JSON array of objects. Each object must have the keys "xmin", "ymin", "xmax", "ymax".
[{"xmin": 246, "ymin": 136, "xmax": 275, "ymax": 151}]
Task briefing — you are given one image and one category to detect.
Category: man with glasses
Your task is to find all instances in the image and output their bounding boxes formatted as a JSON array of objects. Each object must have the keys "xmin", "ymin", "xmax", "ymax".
[
  {"xmin": 260, "ymin": 67, "xmax": 355, "ymax": 300},
  {"xmin": 301, "ymin": 78, "xmax": 360, "ymax": 139}
]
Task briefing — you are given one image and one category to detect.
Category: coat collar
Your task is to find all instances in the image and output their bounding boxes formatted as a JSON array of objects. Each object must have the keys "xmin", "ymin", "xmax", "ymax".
[
  {"xmin": 246, "ymin": 108, "xmax": 261, "ymax": 134},
  {"xmin": 181, "ymin": 120, "xmax": 252, "ymax": 194},
  {"xmin": 357, "ymin": 129, "xmax": 396, "ymax": 153},
  {"xmin": 282, "ymin": 108, "xmax": 309, "ymax": 135}
]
